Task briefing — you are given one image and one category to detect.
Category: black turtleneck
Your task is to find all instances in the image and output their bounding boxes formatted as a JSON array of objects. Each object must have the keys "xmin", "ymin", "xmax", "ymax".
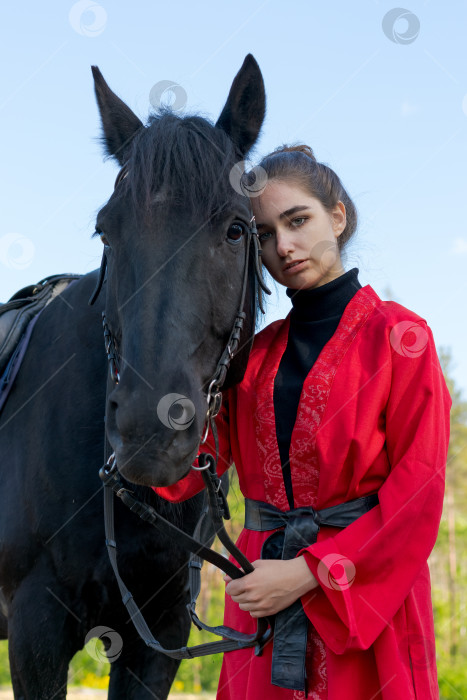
[{"xmin": 273, "ymin": 267, "xmax": 362, "ymax": 508}]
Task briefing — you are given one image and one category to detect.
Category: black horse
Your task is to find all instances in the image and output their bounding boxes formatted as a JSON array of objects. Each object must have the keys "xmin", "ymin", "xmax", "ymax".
[{"xmin": 0, "ymin": 54, "xmax": 266, "ymax": 699}]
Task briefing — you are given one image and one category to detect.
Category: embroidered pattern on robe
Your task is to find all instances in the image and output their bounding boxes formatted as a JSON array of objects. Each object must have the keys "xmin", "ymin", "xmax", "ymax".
[{"xmin": 153, "ymin": 284, "xmax": 452, "ymax": 700}]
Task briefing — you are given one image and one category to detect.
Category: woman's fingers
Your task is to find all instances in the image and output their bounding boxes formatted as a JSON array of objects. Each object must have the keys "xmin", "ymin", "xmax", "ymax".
[
  {"xmin": 223, "ymin": 557, "xmax": 319, "ymax": 617},
  {"xmin": 223, "ymin": 567, "xmax": 246, "ymax": 586},
  {"xmin": 225, "ymin": 578, "xmax": 246, "ymax": 596}
]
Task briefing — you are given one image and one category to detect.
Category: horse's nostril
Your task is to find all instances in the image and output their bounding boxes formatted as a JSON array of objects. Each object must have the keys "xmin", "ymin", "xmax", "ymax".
[
  {"xmin": 107, "ymin": 397, "xmax": 118, "ymax": 424},
  {"xmin": 106, "ymin": 396, "xmax": 122, "ymax": 436}
]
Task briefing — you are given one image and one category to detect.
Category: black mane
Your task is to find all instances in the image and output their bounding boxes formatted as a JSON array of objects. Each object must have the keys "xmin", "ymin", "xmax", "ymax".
[
  {"xmin": 113, "ymin": 107, "xmax": 266, "ymax": 328},
  {"xmin": 124, "ymin": 108, "xmax": 242, "ymax": 220},
  {"xmin": 1, "ymin": 56, "xmax": 268, "ymax": 700}
]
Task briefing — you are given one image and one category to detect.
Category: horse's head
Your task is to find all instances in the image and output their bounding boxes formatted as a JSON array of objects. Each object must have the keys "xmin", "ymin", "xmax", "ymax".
[{"xmin": 91, "ymin": 55, "xmax": 266, "ymax": 487}]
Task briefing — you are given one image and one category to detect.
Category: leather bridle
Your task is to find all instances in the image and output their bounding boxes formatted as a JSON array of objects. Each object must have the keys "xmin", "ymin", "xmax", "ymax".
[
  {"xmin": 90, "ymin": 161, "xmax": 275, "ymax": 660},
  {"xmin": 90, "ymin": 160, "xmax": 271, "ymax": 446}
]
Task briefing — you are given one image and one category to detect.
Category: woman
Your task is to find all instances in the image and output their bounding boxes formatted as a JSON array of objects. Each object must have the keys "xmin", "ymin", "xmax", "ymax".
[{"xmin": 154, "ymin": 145, "xmax": 452, "ymax": 699}]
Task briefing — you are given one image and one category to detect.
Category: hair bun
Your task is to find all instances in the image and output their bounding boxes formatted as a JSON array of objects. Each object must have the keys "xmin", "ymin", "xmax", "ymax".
[{"xmin": 271, "ymin": 143, "xmax": 317, "ymax": 162}]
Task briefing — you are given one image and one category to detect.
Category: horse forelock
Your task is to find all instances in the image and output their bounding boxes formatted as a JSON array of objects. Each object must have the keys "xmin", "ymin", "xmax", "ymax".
[
  {"xmin": 103, "ymin": 107, "xmax": 266, "ymax": 333},
  {"xmin": 124, "ymin": 109, "xmax": 242, "ymax": 221}
]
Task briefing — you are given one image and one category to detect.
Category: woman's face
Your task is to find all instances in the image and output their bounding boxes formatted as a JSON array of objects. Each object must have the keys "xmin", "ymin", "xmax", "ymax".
[{"xmin": 251, "ymin": 179, "xmax": 347, "ymax": 290}]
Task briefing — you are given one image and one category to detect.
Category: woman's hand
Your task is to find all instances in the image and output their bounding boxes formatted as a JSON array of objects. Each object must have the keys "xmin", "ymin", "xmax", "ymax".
[{"xmin": 224, "ymin": 557, "xmax": 319, "ymax": 618}]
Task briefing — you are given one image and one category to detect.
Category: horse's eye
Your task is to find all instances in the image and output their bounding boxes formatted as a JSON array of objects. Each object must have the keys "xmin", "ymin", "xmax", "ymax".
[
  {"xmin": 227, "ymin": 223, "xmax": 245, "ymax": 244},
  {"xmin": 99, "ymin": 232, "xmax": 111, "ymax": 248}
]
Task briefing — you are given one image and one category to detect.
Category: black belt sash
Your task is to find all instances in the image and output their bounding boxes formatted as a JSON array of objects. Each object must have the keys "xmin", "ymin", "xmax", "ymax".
[{"xmin": 244, "ymin": 493, "xmax": 379, "ymax": 691}]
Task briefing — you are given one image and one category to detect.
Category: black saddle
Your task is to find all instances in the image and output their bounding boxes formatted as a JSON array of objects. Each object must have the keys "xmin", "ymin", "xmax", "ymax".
[{"xmin": 0, "ymin": 274, "xmax": 81, "ymax": 379}]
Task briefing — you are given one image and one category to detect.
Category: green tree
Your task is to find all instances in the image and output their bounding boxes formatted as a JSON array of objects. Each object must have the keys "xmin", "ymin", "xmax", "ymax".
[{"xmin": 431, "ymin": 346, "xmax": 467, "ymax": 696}]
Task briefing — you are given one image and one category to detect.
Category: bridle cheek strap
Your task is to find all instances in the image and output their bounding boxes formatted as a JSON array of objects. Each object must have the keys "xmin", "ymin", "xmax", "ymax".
[
  {"xmin": 95, "ymin": 188, "xmax": 274, "ymax": 661},
  {"xmin": 200, "ymin": 214, "xmax": 271, "ymax": 451}
]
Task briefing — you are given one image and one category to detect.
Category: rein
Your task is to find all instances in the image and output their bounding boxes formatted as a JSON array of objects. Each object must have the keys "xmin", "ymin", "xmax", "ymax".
[
  {"xmin": 99, "ymin": 454, "xmax": 272, "ymax": 658},
  {"xmin": 91, "ymin": 162, "xmax": 274, "ymax": 660}
]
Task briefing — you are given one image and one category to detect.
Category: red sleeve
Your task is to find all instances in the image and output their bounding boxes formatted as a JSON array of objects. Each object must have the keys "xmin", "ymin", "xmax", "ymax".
[
  {"xmin": 299, "ymin": 321, "xmax": 452, "ymax": 654},
  {"xmin": 152, "ymin": 389, "xmax": 233, "ymax": 502}
]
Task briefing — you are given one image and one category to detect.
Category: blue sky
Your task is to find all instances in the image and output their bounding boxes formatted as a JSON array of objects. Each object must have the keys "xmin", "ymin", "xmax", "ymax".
[{"xmin": 1, "ymin": 0, "xmax": 467, "ymax": 394}]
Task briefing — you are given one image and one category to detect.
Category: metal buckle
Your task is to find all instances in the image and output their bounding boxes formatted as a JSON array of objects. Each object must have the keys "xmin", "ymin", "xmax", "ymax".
[
  {"xmin": 191, "ymin": 460, "xmax": 212, "ymax": 471},
  {"xmin": 210, "ymin": 391, "xmax": 222, "ymax": 418},
  {"xmin": 104, "ymin": 452, "xmax": 117, "ymax": 475},
  {"xmin": 200, "ymin": 414, "xmax": 210, "ymax": 445},
  {"xmin": 205, "ymin": 379, "xmax": 222, "ymax": 419},
  {"xmin": 192, "ymin": 453, "xmax": 214, "ymax": 471},
  {"xmin": 116, "ymin": 487, "xmax": 134, "ymax": 497}
]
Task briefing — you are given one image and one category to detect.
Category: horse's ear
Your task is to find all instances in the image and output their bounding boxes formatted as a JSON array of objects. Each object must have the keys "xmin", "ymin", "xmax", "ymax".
[
  {"xmin": 215, "ymin": 54, "xmax": 266, "ymax": 157},
  {"xmin": 91, "ymin": 66, "xmax": 144, "ymax": 165}
]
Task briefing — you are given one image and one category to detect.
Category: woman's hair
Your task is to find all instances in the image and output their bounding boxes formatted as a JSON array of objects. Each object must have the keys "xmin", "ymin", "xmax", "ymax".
[{"xmin": 248, "ymin": 144, "xmax": 358, "ymax": 251}]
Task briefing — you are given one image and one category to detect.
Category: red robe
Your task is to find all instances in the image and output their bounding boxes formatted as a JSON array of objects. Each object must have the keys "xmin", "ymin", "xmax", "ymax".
[{"xmin": 154, "ymin": 284, "xmax": 452, "ymax": 700}]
